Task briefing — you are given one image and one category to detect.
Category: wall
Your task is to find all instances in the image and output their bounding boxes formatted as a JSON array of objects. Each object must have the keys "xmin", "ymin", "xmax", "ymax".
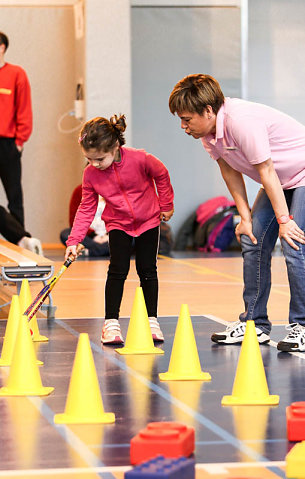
[{"xmin": 0, "ymin": 3, "xmax": 84, "ymax": 243}]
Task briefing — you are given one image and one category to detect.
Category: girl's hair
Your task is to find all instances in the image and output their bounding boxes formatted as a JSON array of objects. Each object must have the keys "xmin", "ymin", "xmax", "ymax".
[
  {"xmin": 169, "ymin": 74, "xmax": 224, "ymax": 115},
  {"xmin": 79, "ymin": 114, "xmax": 127, "ymax": 151}
]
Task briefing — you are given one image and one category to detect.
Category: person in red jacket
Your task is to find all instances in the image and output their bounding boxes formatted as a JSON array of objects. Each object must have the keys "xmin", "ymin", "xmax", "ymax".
[
  {"xmin": 65, "ymin": 114, "xmax": 174, "ymax": 345},
  {"xmin": 0, "ymin": 31, "xmax": 32, "ymax": 227},
  {"xmin": 60, "ymin": 184, "xmax": 109, "ymax": 257}
]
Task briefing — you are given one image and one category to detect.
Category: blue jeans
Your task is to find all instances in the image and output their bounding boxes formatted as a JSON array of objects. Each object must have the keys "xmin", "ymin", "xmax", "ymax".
[{"xmin": 239, "ymin": 186, "xmax": 305, "ymax": 334}]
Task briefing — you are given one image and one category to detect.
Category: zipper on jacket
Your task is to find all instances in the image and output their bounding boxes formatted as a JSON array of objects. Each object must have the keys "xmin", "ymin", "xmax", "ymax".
[{"xmin": 114, "ymin": 165, "xmax": 139, "ymax": 236}]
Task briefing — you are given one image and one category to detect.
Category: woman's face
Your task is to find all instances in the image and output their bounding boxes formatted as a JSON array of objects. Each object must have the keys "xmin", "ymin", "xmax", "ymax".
[
  {"xmin": 83, "ymin": 145, "xmax": 119, "ymax": 171},
  {"xmin": 178, "ymin": 107, "xmax": 216, "ymax": 139}
]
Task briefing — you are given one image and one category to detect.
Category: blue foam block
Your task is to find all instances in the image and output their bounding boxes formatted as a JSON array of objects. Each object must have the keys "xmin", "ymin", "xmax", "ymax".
[{"xmin": 125, "ymin": 455, "xmax": 195, "ymax": 478}]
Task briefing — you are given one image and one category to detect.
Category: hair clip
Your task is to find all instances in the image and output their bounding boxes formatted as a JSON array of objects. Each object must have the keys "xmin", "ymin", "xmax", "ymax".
[{"xmin": 78, "ymin": 132, "xmax": 87, "ymax": 143}]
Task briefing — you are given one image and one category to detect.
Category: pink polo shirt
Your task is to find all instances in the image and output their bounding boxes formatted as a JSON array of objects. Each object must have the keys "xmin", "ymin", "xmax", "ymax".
[{"xmin": 201, "ymin": 98, "xmax": 305, "ymax": 189}]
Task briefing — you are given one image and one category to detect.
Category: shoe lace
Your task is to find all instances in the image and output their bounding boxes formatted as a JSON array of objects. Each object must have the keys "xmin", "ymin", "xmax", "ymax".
[
  {"xmin": 285, "ymin": 323, "xmax": 304, "ymax": 339},
  {"xmin": 226, "ymin": 320, "xmax": 244, "ymax": 332}
]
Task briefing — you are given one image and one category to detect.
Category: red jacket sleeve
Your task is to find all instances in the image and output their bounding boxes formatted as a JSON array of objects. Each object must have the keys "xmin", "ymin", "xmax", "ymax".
[{"xmin": 15, "ymin": 68, "xmax": 33, "ymax": 146}]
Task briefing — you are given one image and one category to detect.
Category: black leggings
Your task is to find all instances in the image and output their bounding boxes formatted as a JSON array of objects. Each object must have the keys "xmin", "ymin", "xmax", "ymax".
[{"xmin": 105, "ymin": 226, "xmax": 159, "ymax": 319}]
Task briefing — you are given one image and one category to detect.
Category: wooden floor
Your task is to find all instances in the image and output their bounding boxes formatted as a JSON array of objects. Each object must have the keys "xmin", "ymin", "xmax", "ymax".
[
  {"xmin": 0, "ymin": 248, "xmax": 297, "ymax": 478},
  {"xmin": 43, "ymin": 249, "xmax": 290, "ymax": 324}
]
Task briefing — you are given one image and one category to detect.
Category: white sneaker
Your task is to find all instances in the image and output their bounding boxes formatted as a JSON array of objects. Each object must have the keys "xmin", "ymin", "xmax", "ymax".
[
  {"xmin": 101, "ymin": 319, "xmax": 124, "ymax": 345},
  {"xmin": 149, "ymin": 317, "xmax": 164, "ymax": 342},
  {"xmin": 211, "ymin": 320, "xmax": 270, "ymax": 344},
  {"xmin": 18, "ymin": 236, "xmax": 43, "ymax": 256},
  {"xmin": 277, "ymin": 323, "xmax": 305, "ymax": 352}
]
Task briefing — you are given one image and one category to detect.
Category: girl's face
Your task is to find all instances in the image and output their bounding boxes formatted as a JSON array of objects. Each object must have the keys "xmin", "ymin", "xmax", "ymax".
[{"xmin": 83, "ymin": 145, "xmax": 119, "ymax": 171}]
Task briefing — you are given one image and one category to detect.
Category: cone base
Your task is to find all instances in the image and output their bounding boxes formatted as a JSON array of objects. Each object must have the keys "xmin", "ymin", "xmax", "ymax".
[
  {"xmin": 0, "ymin": 386, "xmax": 54, "ymax": 397},
  {"xmin": 115, "ymin": 346, "xmax": 164, "ymax": 355},
  {"xmin": 54, "ymin": 411, "xmax": 115, "ymax": 424},
  {"xmin": 33, "ymin": 335, "xmax": 49, "ymax": 343},
  {"xmin": 221, "ymin": 394, "xmax": 279, "ymax": 406},
  {"xmin": 159, "ymin": 371, "xmax": 211, "ymax": 381}
]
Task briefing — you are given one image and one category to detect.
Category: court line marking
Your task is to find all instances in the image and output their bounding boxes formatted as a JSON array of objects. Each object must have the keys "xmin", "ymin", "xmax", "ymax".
[
  {"xmin": 0, "ymin": 461, "xmax": 286, "ymax": 476},
  {"xmin": 0, "ymin": 378, "xmax": 116, "ymax": 479},
  {"xmin": 59, "ymin": 277, "xmax": 290, "ymax": 287},
  {"xmin": 53, "ymin": 319, "xmax": 287, "ymax": 479}
]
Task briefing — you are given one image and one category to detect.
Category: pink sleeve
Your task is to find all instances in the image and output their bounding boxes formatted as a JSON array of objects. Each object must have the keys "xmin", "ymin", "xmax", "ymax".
[
  {"xmin": 229, "ymin": 116, "xmax": 271, "ymax": 164},
  {"xmin": 66, "ymin": 171, "xmax": 99, "ymax": 246},
  {"xmin": 144, "ymin": 153, "xmax": 174, "ymax": 211}
]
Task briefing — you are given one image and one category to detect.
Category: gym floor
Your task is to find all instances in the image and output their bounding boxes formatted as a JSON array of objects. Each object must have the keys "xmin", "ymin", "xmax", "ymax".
[{"xmin": 0, "ymin": 249, "xmax": 299, "ymax": 478}]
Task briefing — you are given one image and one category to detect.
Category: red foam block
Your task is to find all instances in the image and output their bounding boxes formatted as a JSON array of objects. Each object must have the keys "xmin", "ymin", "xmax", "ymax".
[
  {"xmin": 130, "ymin": 422, "xmax": 195, "ymax": 465},
  {"xmin": 287, "ymin": 402, "xmax": 305, "ymax": 441}
]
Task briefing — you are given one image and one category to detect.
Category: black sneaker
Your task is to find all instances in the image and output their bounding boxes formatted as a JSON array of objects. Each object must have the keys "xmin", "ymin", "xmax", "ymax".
[
  {"xmin": 277, "ymin": 323, "xmax": 305, "ymax": 352},
  {"xmin": 211, "ymin": 320, "xmax": 270, "ymax": 344}
]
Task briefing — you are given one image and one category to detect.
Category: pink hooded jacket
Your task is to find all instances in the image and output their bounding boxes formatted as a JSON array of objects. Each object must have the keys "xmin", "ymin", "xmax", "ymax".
[{"xmin": 67, "ymin": 146, "xmax": 174, "ymax": 245}]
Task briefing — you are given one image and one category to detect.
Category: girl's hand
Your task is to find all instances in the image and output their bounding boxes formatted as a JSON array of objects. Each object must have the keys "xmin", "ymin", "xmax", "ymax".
[
  {"xmin": 160, "ymin": 209, "xmax": 174, "ymax": 222},
  {"xmin": 279, "ymin": 219, "xmax": 305, "ymax": 250},
  {"xmin": 65, "ymin": 245, "xmax": 78, "ymax": 261},
  {"xmin": 235, "ymin": 219, "xmax": 257, "ymax": 245}
]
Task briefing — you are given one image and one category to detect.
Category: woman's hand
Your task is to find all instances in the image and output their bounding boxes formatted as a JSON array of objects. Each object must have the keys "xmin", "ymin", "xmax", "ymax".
[
  {"xmin": 279, "ymin": 219, "xmax": 305, "ymax": 250},
  {"xmin": 235, "ymin": 219, "xmax": 257, "ymax": 245},
  {"xmin": 160, "ymin": 209, "xmax": 174, "ymax": 222}
]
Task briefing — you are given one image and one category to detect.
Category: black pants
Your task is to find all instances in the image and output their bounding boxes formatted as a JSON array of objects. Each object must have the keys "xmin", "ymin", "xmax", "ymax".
[
  {"xmin": 105, "ymin": 226, "xmax": 159, "ymax": 319},
  {"xmin": 60, "ymin": 228, "xmax": 110, "ymax": 257},
  {"xmin": 0, "ymin": 206, "xmax": 30, "ymax": 244},
  {"xmin": 0, "ymin": 138, "xmax": 24, "ymax": 226}
]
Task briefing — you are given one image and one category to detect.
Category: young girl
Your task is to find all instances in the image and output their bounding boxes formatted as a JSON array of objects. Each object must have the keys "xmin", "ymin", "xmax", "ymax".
[{"xmin": 65, "ymin": 114, "xmax": 174, "ymax": 345}]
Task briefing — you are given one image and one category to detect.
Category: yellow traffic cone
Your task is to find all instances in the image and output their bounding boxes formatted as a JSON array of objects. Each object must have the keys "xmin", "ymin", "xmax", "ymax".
[
  {"xmin": 0, "ymin": 315, "xmax": 54, "ymax": 396},
  {"xmin": 159, "ymin": 304, "xmax": 211, "ymax": 381},
  {"xmin": 19, "ymin": 279, "xmax": 48, "ymax": 342},
  {"xmin": 0, "ymin": 295, "xmax": 22, "ymax": 366},
  {"xmin": 116, "ymin": 287, "xmax": 164, "ymax": 355},
  {"xmin": 286, "ymin": 441, "xmax": 305, "ymax": 478},
  {"xmin": 54, "ymin": 333, "xmax": 115, "ymax": 424},
  {"xmin": 222, "ymin": 320, "xmax": 279, "ymax": 405}
]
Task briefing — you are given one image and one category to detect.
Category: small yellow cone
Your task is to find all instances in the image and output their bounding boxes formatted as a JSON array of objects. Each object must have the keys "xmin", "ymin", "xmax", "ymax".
[
  {"xmin": 286, "ymin": 441, "xmax": 305, "ymax": 478},
  {"xmin": 116, "ymin": 287, "xmax": 164, "ymax": 355},
  {"xmin": 54, "ymin": 333, "xmax": 115, "ymax": 424},
  {"xmin": 0, "ymin": 315, "xmax": 54, "ymax": 396},
  {"xmin": 159, "ymin": 304, "xmax": 211, "ymax": 381},
  {"xmin": 19, "ymin": 279, "xmax": 48, "ymax": 342},
  {"xmin": 0, "ymin": 295, "xmax": 22, "ymax": 366},
  {"xmin": 222, "ymin": 320, "xmax": 279, "ymax": 405}
]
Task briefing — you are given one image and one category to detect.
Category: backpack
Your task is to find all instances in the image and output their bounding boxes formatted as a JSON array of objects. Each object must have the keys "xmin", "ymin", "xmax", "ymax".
[
  {"xmin": 158, "ymin": 221, "xmax": 174, "ymax": 256},
  {"xmin": 174, "ymin": 211, "xmax": 198, "ymax": 251},
  {"xmin": 194, "ymin": 197, "xmax": 238, "ymax": 252}
]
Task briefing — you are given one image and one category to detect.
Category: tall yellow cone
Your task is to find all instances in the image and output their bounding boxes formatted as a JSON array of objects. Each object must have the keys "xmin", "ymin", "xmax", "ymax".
[
  {"xmin": 116, "ymin": 287, "xmax": 164, "ymax": 355},
  {"xmin": 222, "ymin": 320, "xmax": 279, "ymax": 405},
  {"xmin": 0, "ymin": 315, "xmax": 54, "ymax": 396},
  {"xmin": 0, "ymin": 295, "xmax": 22, "ymax": 366},
  {"xmin": 286, "ymin": 441, "xmax": 305, "ymax": 478},
  {"xmin": 54, "ymin": 333, "xmax": 115, "ymax": 424},
  {"xmin": 159, "ymin": 304, "xmax": 211, "ymax": 381},
  {"xmin": 19, "ymin": 279, "xmax": 48, "ymax": 342}
]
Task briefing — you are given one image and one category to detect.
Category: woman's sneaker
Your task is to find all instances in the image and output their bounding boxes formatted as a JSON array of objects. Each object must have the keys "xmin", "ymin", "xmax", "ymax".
[
  {"xmin": 211, "ymin": 320, "xmax": 270, "ymax": 344},
  {"xmin": 149, "ymin": 317, "xmax": 164, "ymax": 342},
  {"xmin": 277, "ymin": 323, "xmax": 305, "ymax": 352},
  {"xmin": 101, "ymin": 319, "xmax": 124, "ymax": 345}
]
